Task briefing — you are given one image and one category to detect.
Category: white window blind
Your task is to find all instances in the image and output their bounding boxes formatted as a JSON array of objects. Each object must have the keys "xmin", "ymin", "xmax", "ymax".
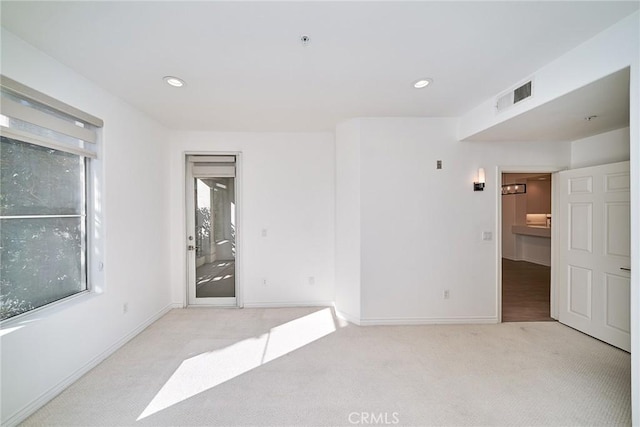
[
  {"xmin": 0, "ymin": 75, "xmax": 103, "ymax": 158},
  {"xmin": 188, "ymin": 155, "xmax": 236, "ymax": 177}
]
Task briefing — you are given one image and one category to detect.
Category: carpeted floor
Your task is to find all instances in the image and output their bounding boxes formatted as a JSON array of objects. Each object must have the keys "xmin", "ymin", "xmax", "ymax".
[{"xmin": 22, "ymin": 307, "xmax": 631, "ymax": 426}]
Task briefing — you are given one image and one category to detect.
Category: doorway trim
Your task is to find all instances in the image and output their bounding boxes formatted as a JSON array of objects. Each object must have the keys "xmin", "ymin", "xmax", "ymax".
[
  {"xmin": 183, "ymin": 151, "xmax": 243, "ymax": 308},
  {"xmin": 495, "ymin": 165, "xmax": 565, "ymax": 323}
]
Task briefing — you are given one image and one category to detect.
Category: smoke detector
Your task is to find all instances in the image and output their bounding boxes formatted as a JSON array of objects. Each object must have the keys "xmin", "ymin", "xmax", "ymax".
[{"xmin": 300, "ymin": 35, "xmax": 311, "ymax": 46}]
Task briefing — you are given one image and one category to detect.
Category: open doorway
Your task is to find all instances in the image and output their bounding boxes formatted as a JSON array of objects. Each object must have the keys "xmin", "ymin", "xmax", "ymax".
[{"xmin": 501, "ymin": 172, "xmax": 554, "ymax": 322}]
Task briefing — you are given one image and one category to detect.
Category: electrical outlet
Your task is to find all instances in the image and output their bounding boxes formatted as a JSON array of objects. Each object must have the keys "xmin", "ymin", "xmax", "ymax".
[
  {"xmin": 123, "ymin": 302, "xmax": 129, "ymax": 314},
  {"xmin": 262, "ymin": 278, "xmax": 268, "ymax": 286},
  {"xmin": 308, "ymin": 276, "xmax": 315, "ymax": 285},
  {"xmin": 261, "ymin": 229, "xmax": 268, "ymax": 237},
  {"xmin": 443, "ymin": 290, "xmax": 450, "ymax": 300}
]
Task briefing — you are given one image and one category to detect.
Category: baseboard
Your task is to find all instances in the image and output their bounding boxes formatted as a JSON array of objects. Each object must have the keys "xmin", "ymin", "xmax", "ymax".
[
  {"xmin": 3, "ymin": 302, "xmax": 178, "ymax": 427},
  {"xmin": 334, "ymin": 309, "xmax": 362, "ymax": 326},
  {"xmin": 243, "ymin": 301, "xmax": 334, "ymax": 308},
  {"xmin": 359, "ymin": 316, "xmax": 499, "ymax": 326}
]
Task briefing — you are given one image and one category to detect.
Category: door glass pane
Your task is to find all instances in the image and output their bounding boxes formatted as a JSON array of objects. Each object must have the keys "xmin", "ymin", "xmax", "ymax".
[{"xmin": 194, "ymin": 177, "xmax": 235, "ymax": 298}]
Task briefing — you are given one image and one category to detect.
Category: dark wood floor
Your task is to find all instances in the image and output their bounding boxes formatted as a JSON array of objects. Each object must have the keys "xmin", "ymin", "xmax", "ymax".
[{"xmin": 502, "ymin": 258, "xmax": 554, "ymax": 322}]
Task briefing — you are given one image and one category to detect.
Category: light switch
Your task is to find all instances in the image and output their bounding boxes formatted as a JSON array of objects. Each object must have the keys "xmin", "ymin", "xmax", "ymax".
[{"xmin": 482, "ymin": 231, "xmax": 492, "ymax": 241}]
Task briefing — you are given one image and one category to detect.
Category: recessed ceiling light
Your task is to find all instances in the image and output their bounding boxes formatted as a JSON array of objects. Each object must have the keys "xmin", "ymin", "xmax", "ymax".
[
  {"xmin": 413, "ymin": 78, "xmax": 433, "ymax": 89},
  {"xmin": 163, "ymin": 76, "xmax": 185, "ymax": 88}
]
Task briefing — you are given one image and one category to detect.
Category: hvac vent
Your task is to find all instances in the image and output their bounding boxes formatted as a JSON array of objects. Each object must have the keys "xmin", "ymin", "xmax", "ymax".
[{"xmin": 496, "ymin": 80, "xmax": 533, "ymax": 112}]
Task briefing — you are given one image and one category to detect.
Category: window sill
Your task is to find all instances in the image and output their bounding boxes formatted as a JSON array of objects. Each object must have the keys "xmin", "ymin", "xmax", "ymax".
[{"xmin": 0, "ymin": 290, "xmax": 101, "ymax": 329}]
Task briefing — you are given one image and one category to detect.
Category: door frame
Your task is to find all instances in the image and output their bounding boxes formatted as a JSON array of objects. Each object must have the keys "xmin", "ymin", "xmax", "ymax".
[
  {"xmin": 184, "ymin": 151, "xmax": 243, "ymax": 308},
  {"xmin": 495, "ymin": 165, "xmax": 565, "ymax": 323}
]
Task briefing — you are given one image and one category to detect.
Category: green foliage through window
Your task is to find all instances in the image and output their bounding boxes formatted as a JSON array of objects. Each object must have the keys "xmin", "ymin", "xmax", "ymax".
[{"xmin": 0, "ymin": 137, "xmax": 87, "ymax": 320}]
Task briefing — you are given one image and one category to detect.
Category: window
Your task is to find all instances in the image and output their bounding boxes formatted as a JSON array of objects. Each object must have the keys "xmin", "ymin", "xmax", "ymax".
[{"xmin": 0, "ymin": 76, "xmax": 103, "ymax": 321}]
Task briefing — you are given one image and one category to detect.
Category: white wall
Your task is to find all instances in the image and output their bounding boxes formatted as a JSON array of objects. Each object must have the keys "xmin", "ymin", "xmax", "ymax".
[
  {"xmin": 459, "ymin": 12, "xmax": 639, "ymax": 142},
  {"xmin": 335, "ymin": 120, "xmax": 362, "ymax": 322},
  {"xmin": 501, "ymin": 192, "xmax": 518, "ymax": 260},
  {"xmin": 1, "ymin": 29, "xmax": 172, "ymax": 425},
  {"xmin": 459, "ymin": 12, "xmax": 639, "ymax": 422},
  {"xmin": 168, "ymin": 132, "xmax": 335, "ymax": 308},
  {"xmin": 335, "ymin": 117, "xmax": 569, "ymax": 324},
  {"xmin": 501, "ymin": 174, "xmax": 529, "ymax": 261},
  {"xmin": 571, "ymin": 127, "xmax": 630, "ymax": 168},
  {"xmin": 516, "ymin": 236, "xmax": 551, "ymax": 267}
]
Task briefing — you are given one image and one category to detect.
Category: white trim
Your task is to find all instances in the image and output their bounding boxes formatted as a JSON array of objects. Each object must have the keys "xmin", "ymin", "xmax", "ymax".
[
  {"xmin": 183, "ymin": 150, "xmax": 243, "ymax": 309},
  {"xmin": 495, "ymin": 165, "xmax": 566, "ymax": 323},
  {"xmin": 0, "ymin": 74, "xmax": 103, "ymax": 128},
  {"xmin": 243, "ymin": 301, "xmax": 334, "ymax": 308},
  {"xmin": 0, "ymin": 291, "xmax": 94, "ymax": 328},
  {"xmin": 2, "ymin": 303, "xmax": 179, "ymax": 427},
  {"xmin": 187, "ymin": 155, "xmax": 235, "ymax": 163},
  {"xmin": 334, "ymin": 309, "xmax": 362, "ymax": 326},
  {"xmin": 359, "ymin": 316, "xmax": 499, "ymax": 326},
  {"xmin": 1, "ymin": 97, "xmax": 96, "ymax": 143},
  {"xmin": 0, "ymin": 214, "xmax": 83, "ymax": 219},
  {"xmin": 0, "ymin": 126, "xmax": 96, "ymax": 158}
]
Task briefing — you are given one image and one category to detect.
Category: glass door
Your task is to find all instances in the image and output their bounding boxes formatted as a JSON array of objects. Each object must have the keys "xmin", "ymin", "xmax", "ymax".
[{"xmin": 187, "ymin": 156, "xmax": 237, "ymax": 306}]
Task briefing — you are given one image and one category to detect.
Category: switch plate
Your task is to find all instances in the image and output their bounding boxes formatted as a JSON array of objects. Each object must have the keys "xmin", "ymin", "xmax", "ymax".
[
  {"xmin": 482, "ymin": 231, "xmax": 493, "ymax": 241},
  {"xmin": 437, "ymin": 160, "xmax": 442, "ymax": 169}
]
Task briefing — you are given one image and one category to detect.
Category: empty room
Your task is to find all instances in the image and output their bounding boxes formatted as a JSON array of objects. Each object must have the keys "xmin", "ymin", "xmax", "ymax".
[{"xmin": 1, "ymin": 1, "xmax": 638, "ymax": 426}]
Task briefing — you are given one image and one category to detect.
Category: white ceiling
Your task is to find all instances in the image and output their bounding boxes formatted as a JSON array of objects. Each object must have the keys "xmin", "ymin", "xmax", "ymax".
[
  {"xmin": 466, "ymin": 67, "xmax": 631, "ymax": 142},
  {"xmin": 1, "ymin": 1, "xmax": 638, "ymax": 132}
]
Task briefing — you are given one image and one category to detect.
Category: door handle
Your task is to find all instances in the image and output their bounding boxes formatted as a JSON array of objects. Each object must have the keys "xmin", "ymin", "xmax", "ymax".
[{"xmin": 620, "ymin": 267, "xmax": 631, "ymax": 272}]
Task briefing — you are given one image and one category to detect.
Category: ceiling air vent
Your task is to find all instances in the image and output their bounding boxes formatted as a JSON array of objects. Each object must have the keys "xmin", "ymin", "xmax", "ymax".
[{"xmin": 496, "ymin": 80, "xmax": 533, "ymax": 112}]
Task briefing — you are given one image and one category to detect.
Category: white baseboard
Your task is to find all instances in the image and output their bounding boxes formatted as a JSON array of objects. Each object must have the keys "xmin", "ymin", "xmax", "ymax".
[
  {"xmin": 3, "ymin": 302, "xmax": 179, "ymax": 427},
  {"xmin": 242, "ymin": 301, "xmax": 334, "ymax": 308},
  {"xmin": 334, "ymin": 309, "xmax": 362, "ymax": 326},
  {"xmin": 359, "ymin": 316, "xmax": 499, "ymax": 326}
]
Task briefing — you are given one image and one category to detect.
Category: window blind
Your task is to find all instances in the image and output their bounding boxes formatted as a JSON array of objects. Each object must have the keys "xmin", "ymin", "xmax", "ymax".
[
  {"xmin": 188, "ymin": 155, "xmax": 236, "ymax": 177},
  {"xmin": 0, "ymin": 75, "xmax": 103, "ymax": 158}
]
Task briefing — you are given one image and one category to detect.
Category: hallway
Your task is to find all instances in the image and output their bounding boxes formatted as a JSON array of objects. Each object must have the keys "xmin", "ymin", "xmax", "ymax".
[{"xmin": 502, "ymin": 258, "xmax": 553, "ymax": 322}]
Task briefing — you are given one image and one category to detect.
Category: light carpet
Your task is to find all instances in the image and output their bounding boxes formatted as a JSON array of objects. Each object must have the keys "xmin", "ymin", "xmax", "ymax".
[{"xmin": 22, "ymin": 307, "xmax": 630, "ymax": 426}]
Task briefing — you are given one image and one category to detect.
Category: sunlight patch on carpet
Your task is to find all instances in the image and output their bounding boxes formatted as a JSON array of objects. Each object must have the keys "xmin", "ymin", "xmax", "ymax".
[{"xmin": 137, "ymin": 308, "xmax": 337, "ymax": 420}]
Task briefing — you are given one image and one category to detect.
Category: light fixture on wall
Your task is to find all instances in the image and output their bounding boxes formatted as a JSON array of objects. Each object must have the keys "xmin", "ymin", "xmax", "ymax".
[
  {"xmin": 474, "ymin": 168, "xmax": 485, "ymax": 191},
  {"xmin": 501, "ymin": 183, "xmax": 526, "ymax": 195}
]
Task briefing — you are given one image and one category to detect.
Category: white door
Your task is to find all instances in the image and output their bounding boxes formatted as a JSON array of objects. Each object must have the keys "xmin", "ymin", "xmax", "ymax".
[
  {"xmin": 186, "ymin": 155, "xmax": 239, "ymax": 307},
  {"xmin": 556, "ymin": 161, "xmax": 631, "ymax": 351}
]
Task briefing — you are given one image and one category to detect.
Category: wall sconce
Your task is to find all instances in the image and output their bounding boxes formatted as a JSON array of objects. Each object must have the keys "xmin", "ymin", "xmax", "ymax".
[
  {"xmin": 501, "ymin": 183, "xmax": 526, "ymax": 195},
  {"xmin": 474, "ymin": 168, "xmax": 485, "ymax": 191}
]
